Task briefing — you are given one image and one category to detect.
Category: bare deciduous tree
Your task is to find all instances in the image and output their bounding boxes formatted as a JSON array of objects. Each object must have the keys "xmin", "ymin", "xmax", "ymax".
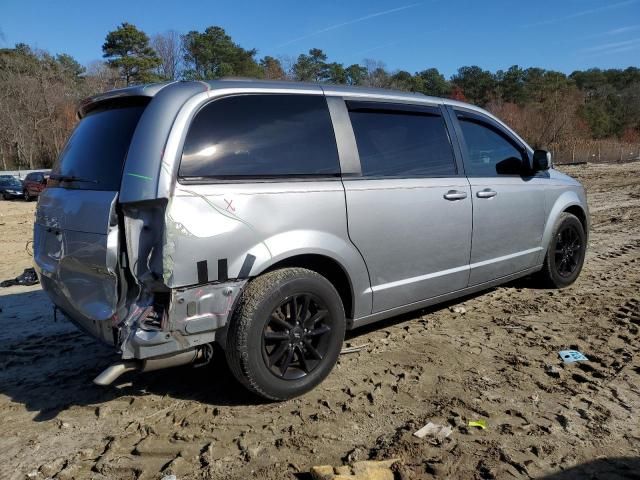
[
  {"xmin": 151, "ymin": 30, "xmax": 182, "ymax": 80},
  {"xmin": 0, "ymin": 46, "xmax": 95, "ymax": 170},
  {"xmin": 277, "ymin": 55, "xmax": 296, "ymax": 80},
  {"xmin": 85, "ymin": 60, "xmax": 123, "ymax": 91},
  {"xmin": 362, "ymin": 58, "xmax": 391, "ymax": 88}
]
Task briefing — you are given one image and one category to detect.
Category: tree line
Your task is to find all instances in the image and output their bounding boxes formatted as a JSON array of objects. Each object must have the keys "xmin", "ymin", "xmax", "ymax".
[{"xmin": 1, "ymin": 21, "xmax": 639, "ymax": 170}]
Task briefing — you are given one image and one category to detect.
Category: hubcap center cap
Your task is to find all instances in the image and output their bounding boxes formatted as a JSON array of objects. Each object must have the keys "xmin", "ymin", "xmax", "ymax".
[{"xmin": 290, "ymin": 327, "xmax": 304, "ymax": 341}]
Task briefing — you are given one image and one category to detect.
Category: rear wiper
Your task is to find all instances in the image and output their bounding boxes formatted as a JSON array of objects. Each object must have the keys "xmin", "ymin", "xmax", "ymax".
[{"xmin": 49, "ymin": 174, "xmax": 99, "ymax": 184}]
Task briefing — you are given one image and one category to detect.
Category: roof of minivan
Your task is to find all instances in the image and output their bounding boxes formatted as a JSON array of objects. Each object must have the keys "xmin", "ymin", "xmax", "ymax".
[
  {"xmin": 79, "ymin": 78, "xmax": 482, "ymax": 117},
  {"xmin": 79, "ymin": 78, "xmax": 537, "ymax": 153}
]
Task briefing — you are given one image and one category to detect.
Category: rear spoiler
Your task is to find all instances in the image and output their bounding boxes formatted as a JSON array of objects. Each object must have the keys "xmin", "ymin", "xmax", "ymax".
[{"xmin": 77, "ymin": 81, "xmax": 177, "ymax": 118}]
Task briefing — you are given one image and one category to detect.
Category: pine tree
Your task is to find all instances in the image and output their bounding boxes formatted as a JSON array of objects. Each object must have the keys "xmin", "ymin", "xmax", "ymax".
[{"xmin": 102, "ymin": 22, "xmax": 160, "ymax": 85}]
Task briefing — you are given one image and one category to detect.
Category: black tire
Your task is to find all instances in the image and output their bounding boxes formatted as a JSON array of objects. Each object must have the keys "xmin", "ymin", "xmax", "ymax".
[
  {"xmin": 225, "ymin": 267, "xmax": 346, "ymax": 401},
  {"xmin": 537, "ymin": 212, "xmax": 586, "ymax": 288}
]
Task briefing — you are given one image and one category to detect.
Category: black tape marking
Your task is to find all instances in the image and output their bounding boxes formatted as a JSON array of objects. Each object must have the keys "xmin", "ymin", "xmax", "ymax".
[
  {"xmin": 197, "ymin": 260, "xmax": 208, "ymax": 284},
  {"xmin": 238, "ymin": 254, "xmax": 256, "ymax": 278},
  {"xmin": 218, "ymin": 259, "xmax": 228, "ymax": 282}
]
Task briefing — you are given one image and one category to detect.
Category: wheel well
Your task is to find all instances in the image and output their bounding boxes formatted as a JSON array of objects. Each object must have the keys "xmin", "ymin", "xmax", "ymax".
[
  {"xmin": 564, "ymin": 205, "xmax": 587, "ymax": 235},
  {"xmin": 263, "ymin": 254, "xmax": 354, "ymax": 319}
]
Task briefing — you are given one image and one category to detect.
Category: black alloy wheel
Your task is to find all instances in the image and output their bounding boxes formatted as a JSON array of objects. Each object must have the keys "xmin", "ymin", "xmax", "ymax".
[
  {"xmin": 262, "ymin": 293, "xmax": 333, "ymax": 380},
  {"xmin": 537, "ymin": 212, "xmax": 586, "ymax": 288},
  {"xmin": 554, "ymin": 224, "xmax": 582, "ymax": 277},
  {"xmin": 225, "ymin": 267, "xmax": 346, "ymax": 400}
]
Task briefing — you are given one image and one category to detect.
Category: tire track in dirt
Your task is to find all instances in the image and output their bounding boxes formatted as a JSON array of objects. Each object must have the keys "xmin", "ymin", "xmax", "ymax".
[
  {"xmin": 591, "ymin": 238, "xmax": 640, "ymax": 263},
  {"xmin": 615, "ymin": 298, "xmax": 640, "ymax": 336}
]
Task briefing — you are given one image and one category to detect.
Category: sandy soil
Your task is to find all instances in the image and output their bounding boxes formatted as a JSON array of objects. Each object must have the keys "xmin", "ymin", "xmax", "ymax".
[{"xmin": 0, "ymin": 163, "xmax": 639, "ymax": 480}]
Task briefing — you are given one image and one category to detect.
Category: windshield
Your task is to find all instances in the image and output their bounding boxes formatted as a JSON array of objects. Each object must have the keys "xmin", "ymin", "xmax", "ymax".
[
  {"xmin": 51, "ymin": 99, "xmax": 148, "ymax": 191},
  {"xmin": 0, "ymin": 178, "xmax": 22, "ymax": 187}
]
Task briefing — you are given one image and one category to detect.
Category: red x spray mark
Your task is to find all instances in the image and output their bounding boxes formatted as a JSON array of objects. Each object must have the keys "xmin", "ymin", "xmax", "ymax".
[{"xmin": 224, "ymin": 198, "xmax": 235, "ymax": 212}]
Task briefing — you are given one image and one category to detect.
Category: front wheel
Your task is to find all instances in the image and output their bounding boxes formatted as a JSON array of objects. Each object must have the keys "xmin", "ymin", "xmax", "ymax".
[
  {"xmin": 537, "ymin": 212, "xmax": 586, "ymax": 288},
  {"xmin": 225, "ymin": 268, "xmax": 346, "ymax": 400}
]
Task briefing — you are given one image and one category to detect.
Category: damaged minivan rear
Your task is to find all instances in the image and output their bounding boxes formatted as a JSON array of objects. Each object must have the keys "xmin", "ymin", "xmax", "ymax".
[
  {"xmin": 35, "ymin": 80, "xmax": 350, "ymax": 399},
  {"xmin": 35, "ymin": 97, "xmax": 146, "ymax": 345},
  {"xmin": 34, "ymin": 79, "xmax": 589, "ymax": 400},
  {"xmin": 34, "ymin": 82, "xmax": 245, "ymax": 383}
]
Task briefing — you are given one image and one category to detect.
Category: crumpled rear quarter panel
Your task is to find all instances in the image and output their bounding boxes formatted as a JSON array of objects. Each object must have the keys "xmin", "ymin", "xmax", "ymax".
[{"xmin": 164, "ymin": 180, "xmax": 364, "ymax": 292}]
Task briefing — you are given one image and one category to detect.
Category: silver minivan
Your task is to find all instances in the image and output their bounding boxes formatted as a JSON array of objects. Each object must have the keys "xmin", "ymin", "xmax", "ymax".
[{"xmin": 33, "ymin": 80, "xmax": 589, "ymax": 400}]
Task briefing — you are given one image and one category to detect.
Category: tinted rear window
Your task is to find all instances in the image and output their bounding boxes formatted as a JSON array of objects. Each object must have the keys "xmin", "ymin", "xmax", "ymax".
[
  {"xmin": 51, "ymin": 100, "xmax": 147, "ymax": 190},
  {"xmin": 348, "ymin": 104, "xmax": 456, "ymax": 177},
  {"xmin": 179, "ymin": 94, "xmax": 340, "ymax": 179}
]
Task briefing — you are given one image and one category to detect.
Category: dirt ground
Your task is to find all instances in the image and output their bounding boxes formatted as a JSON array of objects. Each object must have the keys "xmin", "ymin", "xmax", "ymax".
[{"xmin": 1, "ymin": 162, "xmax": 639, "ymax": 480}]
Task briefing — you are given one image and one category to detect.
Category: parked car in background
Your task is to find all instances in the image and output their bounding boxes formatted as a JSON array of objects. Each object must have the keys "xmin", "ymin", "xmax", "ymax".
[
  {"xmin": 0, "ymin": 176, "xmax": 24, "ymax": 199},
  {"xmin": 34, "ymin": 80, "xmax": 589, "ymax": 400},
  {"xmin": 22, "ymin": 171, "xmax": 49, "ymax": 200}
]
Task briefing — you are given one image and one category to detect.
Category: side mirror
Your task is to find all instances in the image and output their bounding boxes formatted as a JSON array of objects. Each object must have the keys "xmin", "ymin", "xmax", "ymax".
[{"xmin": 532, "ymin": 149, "xmax": 552, "ymax": 171}]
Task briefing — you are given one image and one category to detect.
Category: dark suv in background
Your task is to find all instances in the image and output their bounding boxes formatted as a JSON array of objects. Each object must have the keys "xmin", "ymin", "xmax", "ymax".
[{"xmin": 22, "ymin": 171, "xmax": 49, "ymax": 201}]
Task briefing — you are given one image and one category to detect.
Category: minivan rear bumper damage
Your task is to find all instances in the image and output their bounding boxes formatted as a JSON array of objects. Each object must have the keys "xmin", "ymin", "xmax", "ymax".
[
  {"xmin": 118, "ymin": 279, "xmax": 246, "ymax": 360},
  {"xmin": 37, "ymin": 247, "xmax": 246, "ymax": 384},
  {"xmin": 92, "ymin": 279, "xmax": 246, "ymax": 384},
  {"xmin": 96, "ymin": 279, "xmax": 245, "ymax": 384}
]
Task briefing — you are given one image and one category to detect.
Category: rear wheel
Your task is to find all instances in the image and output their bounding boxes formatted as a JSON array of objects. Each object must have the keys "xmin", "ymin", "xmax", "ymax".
[
  {"xmin": 225, "ymin": 268, "xmax": 345, "ymax": 400},
  {"xmin": 537, "ymin": 212, "xmax": 586, "ymax": 288}
]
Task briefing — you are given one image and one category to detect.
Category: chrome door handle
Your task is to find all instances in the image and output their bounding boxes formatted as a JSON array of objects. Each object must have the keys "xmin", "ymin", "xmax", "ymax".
[
  {"xmin": 476, "ymin": 189, "xmax": 497, "ymax": 199},
  {"xmin": 443, "ymin": 190, "xmax": 467, "ymax": 201}
]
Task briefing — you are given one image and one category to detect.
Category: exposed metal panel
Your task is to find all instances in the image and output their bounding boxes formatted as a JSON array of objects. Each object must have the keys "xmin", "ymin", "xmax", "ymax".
[{"xmin": 168, "ymin": 280, "xmax": 246, "ymax": 335}]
